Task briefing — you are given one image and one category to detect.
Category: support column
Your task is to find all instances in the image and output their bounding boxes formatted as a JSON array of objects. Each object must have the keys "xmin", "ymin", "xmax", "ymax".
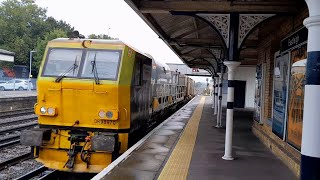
[
  {"xmin": 222, "ymin": 61, "xmax": 240, "ymax": 160},
  {"xmin": 301, "ymin": 0, "xmax": 320, "ymax": 179},
  {"xmin": 216, "ymin": 73, "xmax": 223, "ymax": 128},
  {"xmin": 214, "ymin": 76, "xmax": 219, "ymax": 114},
  {"xmin": 212, "ymin": 77, "xmax": 216, "ymax": 108}
]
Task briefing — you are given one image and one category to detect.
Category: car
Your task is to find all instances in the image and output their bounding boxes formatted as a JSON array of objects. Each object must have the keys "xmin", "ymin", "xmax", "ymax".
[{"xmin": 0, "ymin": 79, "xmax": 33, "ymax": 91}]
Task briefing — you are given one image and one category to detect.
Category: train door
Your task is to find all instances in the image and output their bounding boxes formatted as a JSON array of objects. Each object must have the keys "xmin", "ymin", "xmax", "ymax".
[{"xmin": 130, "ymin": 54, "xmax": 152, "ymax": 131}]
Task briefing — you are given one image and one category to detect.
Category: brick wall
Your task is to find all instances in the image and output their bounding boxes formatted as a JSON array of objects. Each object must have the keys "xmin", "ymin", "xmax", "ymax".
[{"xmin": 253, "ymin": 7, "xmax": 309, "ymax": 177}]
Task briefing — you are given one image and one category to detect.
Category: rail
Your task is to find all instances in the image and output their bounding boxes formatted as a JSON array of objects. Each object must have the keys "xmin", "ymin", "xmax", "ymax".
[
  {"xmin": 0, "ymin": 152, "xmax": 31, "ymax": 171},
  {"xmin": 15, "ymin": 165, "xmax": 48, "ymax": 180},
  {"xmin": 0, "ymin": 122, "xmax": 37, "ymax": 135},
  {"xmin": 0, "ymin": 135, "xmax": 20, "ymax": 149},
  {"xmin": 0, "ymin": 108, "xmax": 34, "ymax": 119}
]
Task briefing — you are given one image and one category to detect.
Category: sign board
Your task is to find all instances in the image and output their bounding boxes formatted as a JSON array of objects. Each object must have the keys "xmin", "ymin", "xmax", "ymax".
[
  {"xmin": 281, "ymin": 27, "xmax": 308, "ymax": 53},
  {"xmin": 192, "ymin": 68, "xmax": 199, "ymax": 72}
]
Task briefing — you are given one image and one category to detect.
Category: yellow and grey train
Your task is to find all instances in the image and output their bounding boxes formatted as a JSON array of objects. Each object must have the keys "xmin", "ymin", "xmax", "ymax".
[{"xmin": 21, "ymin": 38, "xmax": 195, "ymax": 173}]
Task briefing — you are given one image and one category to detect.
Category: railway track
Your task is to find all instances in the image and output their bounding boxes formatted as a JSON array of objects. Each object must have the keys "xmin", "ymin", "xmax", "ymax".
[
  {"xmin": 0, "ymin": 152, "xmax": 31, "ymax": 171},
  {"xmin": 0, "ymin": 108, "xmax": 34, "ymax": 119},
  {"xmin": 0, "ymin": 135, "xmax": 20, "ymax": 149},
  {"xmin": 0, "ymin": 116, "xmax": 38, "ymax": 149},
  {"xmin": 38, "ymin": 170, "xmax": 59, "ymax": 180},
  {"xmin": 0, "ymin": 116, "xmax": 37, "ymax": 127},
  {"xmin": 14, "ymin": 165, "xmax": 50, "ymax": 180},
  {"xmin": 0, "ymin": 122, "xmax": 38, "ymax": 135}
]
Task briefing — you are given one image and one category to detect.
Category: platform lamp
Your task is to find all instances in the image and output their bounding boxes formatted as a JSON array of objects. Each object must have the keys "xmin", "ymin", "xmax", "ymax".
[{"xmin": 28, "ymin": 50, "xmax": 36, "ymax": 91}]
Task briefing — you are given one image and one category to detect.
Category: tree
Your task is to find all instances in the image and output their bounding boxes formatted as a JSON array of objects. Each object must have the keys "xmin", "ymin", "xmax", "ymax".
[
  {"xmin": 88, "ymin": 34, "xmax": 117, "ymax": 40},
  {"xmin": 0, "ymin": 0, "xmax": 75, "ymax": 75},
  {"xmin": 45, "ymin": 16, "xmax": 74, "ymax": 34},
  {"xmin": 0, "ymin": 0, "xmax": 47, "ymax": 65}
]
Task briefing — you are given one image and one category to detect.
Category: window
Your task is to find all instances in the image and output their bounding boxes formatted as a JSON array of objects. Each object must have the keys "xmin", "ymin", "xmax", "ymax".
[
  {"xmin": 81, "ymin": 50, "xmax": 121, "ymax": 80},
  {"xmin": 42, "ymin": 49, "xmax": 82, "ymax": 77}
]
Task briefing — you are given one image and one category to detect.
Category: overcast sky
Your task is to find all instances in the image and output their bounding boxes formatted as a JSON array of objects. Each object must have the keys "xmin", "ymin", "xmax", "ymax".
[
  {"xmin": 35, "ymin": 0, "xmax": 182, "ymax": 63},
  {"xmin": 33, "ymin": 0, "xmax": 208, "ymax": 82}
]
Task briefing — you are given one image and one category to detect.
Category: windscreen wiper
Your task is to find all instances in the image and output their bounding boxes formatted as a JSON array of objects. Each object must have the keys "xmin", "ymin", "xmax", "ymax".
[
  {"xmin": 91, "ymin": 53, "xmax": 100, "ymax": 85},
  {"xmin": 55, "ymin": 57, "xmax": 78, "ymax": 83}
]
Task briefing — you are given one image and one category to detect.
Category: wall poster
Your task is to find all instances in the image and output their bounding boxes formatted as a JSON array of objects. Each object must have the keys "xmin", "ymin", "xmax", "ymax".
[
  {"xmin": 287, "ymin": 45, "xmax": 307, "ymax": 150},
  {"xmin": 254, "ymin": 64, "xmax": 264, "ymax": 123},
  {"xmin": 272, "ymin": 52, "xmax": 290, "ymax": 139}
]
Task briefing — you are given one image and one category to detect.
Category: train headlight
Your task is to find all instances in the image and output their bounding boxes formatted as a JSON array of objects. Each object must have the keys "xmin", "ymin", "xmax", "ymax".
[
  {"xmin": 47, "ymin": 107, "xmax": 55, "ymax": 115},
  {"xmin": 98, "ymin": 110, "xmax": 105, "ymax": 118},
  {"xmin": 40, "ymin": 107, "xmax": 46, "ymax": 114},
  {"xmin": 97, "ymin": 109, "xmax": 119, "ymax": 120},
  {"xmin": 106, "ymin": 111, "xmax": 113, "ymax": 119}
]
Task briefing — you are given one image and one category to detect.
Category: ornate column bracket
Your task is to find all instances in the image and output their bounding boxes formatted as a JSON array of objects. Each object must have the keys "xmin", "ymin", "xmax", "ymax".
[
  {"xmin": 196, "ymin": 13, "xmax": 275, "ymax": 49},
  {"xmin": 197, "ymin": 14, "xmax": 230, "ymax": 48},
  {"xmin": 238, "ymin": 14, "xmax": 275, "ymax": 48}
]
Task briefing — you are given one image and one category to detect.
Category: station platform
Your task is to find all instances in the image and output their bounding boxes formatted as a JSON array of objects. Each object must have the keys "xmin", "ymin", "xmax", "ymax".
[
  {"xmin": 0, "ymin": 91, "xmax": 37, "ymax": 112},
  {"xmin": 0, "ymin": 90, "xmax": 36, "ymax": 98},
  {"xmin": 93, "ymin": 96, "xmax": 296, "ymax": 180}
]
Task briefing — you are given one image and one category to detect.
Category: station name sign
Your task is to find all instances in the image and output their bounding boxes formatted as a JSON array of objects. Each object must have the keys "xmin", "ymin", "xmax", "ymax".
[{"xmin": 281, "ymin": 27, "xmax": 308, "ymax": 52}]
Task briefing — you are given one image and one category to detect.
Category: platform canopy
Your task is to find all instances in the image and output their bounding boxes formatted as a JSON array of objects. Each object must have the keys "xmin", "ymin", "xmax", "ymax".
[
  {"xmin": 125, "ymin": 0, "xmax": 305, "ymax": 76},
  {"xmin": 0, "ymin": 49, "xmax": 15, "ymax": 62}
]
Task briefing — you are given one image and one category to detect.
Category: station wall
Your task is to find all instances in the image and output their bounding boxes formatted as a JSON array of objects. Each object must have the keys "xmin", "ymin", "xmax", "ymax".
[
  {"xmin": 251, "ymin": 7, "xmax": 309, "ymax": 177},
  {"xmin": 222, "ymin": 66, "xmax": 256, "ymax": 109}
]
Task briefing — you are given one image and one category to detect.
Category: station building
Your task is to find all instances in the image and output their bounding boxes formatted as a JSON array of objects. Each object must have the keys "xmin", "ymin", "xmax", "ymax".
[
  {"xmin": 0, "ymin": 49, "xmax": 15, "ymax": 79},
  {"xmin": 122, "ymin": 0, "xmax": 319, "ymax": 178}
]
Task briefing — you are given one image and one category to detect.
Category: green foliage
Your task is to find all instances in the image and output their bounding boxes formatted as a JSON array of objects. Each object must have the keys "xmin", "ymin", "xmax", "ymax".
[
  {"xmin": 88, "ymin": 34, "xmax": 117, "ymax": 40},
  {"xmin": 0, "ymin": 0, "xmax": 47, "ymax": 65},
  {"xmin": 0, "ymin": 0, "xmax": 119, "ymax": 76},
  {"xmin": 0, "ymin": 0, "xmax": 74, "ymax": 75}
]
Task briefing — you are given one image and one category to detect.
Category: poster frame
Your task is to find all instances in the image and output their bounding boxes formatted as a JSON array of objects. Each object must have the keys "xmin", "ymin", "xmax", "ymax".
[
  {"xmin": 254, "ymin": 63, "xmax": 265, "ymax": 124},
  {"xmin": 285, "ymin": 44, "xmax": 307, "ymax": 151},
  {"xmin": 271, "ymin": 51, "xmax": 291, "ymax": 140}
]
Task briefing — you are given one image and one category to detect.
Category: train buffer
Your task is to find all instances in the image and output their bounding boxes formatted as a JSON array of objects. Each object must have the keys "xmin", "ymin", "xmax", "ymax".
[{"xmin": 92, "ymin": 96, "xmax": 296, "ymax": 180}]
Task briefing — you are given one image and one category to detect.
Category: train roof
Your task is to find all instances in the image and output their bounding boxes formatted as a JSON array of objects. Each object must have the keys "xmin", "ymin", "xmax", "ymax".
[
  {"xmin": 50, "ymin": 38, "xmax": 170, "ymax": 70},
  {"xmin": 51, "ymin": 38, "xmax": 147, "ymax": 57}
]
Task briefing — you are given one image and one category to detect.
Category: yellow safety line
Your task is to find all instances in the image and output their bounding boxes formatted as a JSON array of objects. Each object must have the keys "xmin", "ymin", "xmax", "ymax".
[{"xmin": 158, "ymin": 96, "xmax": 205, "ymax": 180}]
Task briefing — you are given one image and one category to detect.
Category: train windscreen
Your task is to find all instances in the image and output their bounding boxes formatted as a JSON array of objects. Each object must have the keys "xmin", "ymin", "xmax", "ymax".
[
  {"xmin": 42, "ymin": 48, "xmax": 121, "ymax": 81},
  {"xmin": 42, "ymin": 48, "xmax": 82, "ymax": 77},
  {"xmin": 81, "ymin": 50, "xmax": 121, "ymax": 80}
]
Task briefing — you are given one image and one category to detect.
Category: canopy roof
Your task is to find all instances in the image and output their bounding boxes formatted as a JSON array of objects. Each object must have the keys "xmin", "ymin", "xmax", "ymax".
[{"xmin": 125, "ymin": 0, "xmax": 306, "ymax": 75}]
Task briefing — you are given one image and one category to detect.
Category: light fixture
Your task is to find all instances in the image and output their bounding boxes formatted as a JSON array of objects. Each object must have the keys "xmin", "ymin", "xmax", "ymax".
[
  {"xmin": 47, "ymin": 107, "xmax": 55, "ymax": 115},
  {"xmin": 40, "ymin": 107, "xmax": 46, "ymax": 114},
  {"xmin": 98, "ymin": 110, "xmax": 105, "ymax": 118},
  {"xmin": 106, "ymin": 111, "xmax": 113, "ymax": 119}
]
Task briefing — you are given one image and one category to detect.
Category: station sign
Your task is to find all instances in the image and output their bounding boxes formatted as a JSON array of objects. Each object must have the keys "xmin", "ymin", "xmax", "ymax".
[
  {"xmin": 192, "ymin": 68, "xmax": 199, "ymax": 72},
  {"xmin": 281, "ymin": 27, "xmax": 308, "ymax": 53}
]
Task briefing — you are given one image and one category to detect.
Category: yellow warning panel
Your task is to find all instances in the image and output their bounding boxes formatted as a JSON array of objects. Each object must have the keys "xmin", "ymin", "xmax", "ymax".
[{"xmin": 158, "ymin": 96, "xmax": 205, "ymax": 180}]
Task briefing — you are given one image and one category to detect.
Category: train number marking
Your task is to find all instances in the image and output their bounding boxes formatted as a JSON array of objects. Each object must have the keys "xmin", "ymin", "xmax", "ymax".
[{"xmin": 94, "ymin": 119, "xmax": 118, "ymax": 125}]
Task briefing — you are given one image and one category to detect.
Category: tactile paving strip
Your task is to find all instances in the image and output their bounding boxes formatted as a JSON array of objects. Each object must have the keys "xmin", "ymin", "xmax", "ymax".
[{"xmin": 158, "ymin": 97, "xmax": 205, "ymax": 180}]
